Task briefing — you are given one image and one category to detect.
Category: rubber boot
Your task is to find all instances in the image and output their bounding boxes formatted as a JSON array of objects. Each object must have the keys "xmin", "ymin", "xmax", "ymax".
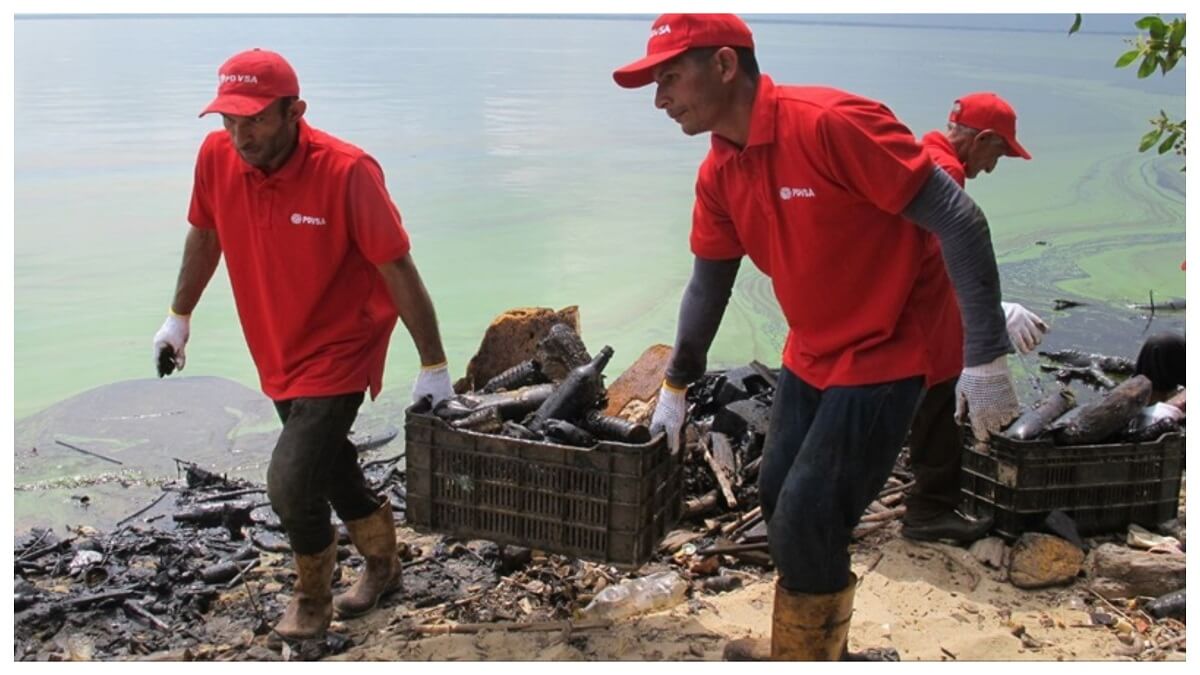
[
  {"xmin": 771, "ymin": 573, "xmax": 857, "ymax": 660},
  {"xmin": 333, "ymin": 501, "xmax": 402, "ymax": 618},
  {"xmin": 272, "ymin": 539, "xmax": 337, "ymax": 640}
]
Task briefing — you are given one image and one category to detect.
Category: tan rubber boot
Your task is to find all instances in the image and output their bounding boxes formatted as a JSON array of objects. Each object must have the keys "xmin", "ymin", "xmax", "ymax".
[
  {"xmin": 273, "ymin": 539, "xmax": 337, "ymax": 640},
  {"xmin": 770, "ymin": 573, "xmax": 857, "ymax": 660},
  {"xmin": 333, "ymin": 501, "xmax": 402, "ymax": 618}
]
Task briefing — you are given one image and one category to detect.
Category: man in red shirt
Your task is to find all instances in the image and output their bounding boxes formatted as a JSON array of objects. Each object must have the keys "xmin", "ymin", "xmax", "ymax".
[
  {"xmin": 152, "ymin": 49, "xmax": 454, "ymax": 640},
  {"xmin": 902, "ymin": 93, "xmax": 1048, "ymax": 544},
  {"xmin": 615, "ymin": 14, "xmax": 1020, "ymax": 660}
]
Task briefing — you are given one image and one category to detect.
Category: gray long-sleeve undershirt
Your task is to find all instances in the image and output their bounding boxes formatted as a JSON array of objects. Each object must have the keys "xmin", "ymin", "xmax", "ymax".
[
  {"xmin": 903, "ymin": 166, "xmax": 1011, "ymax": 368},
  {"xmin": 665, "ymin": 167, "xmax": 1011, "ymax": 386}
]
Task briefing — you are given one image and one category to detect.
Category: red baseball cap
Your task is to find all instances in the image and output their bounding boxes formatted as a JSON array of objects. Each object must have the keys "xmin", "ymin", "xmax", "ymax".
[
  {"xmin": 949, "ymin": 92, "xmax": 1031, "ymax": 160},
  {"xmin": 613, "ymin": 14, "xmax": 754, "ymax": 89},
  {"xmin": 199, "ymin": 48, "xmax": 300, "ymax": 118}
]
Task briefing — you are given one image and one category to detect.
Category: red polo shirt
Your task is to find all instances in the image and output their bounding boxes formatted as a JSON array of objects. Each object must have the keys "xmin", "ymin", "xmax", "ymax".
[
  {"xmin": 691, "ymin": 75, "xmax": 957, "ymax": 389},
  {"xmin": 910, "ymin": 130, "xmax": 968, "ymax": 385},
  {"xmin": 188, "ymin": 119, "xmax": 410, "ymax": 401}
]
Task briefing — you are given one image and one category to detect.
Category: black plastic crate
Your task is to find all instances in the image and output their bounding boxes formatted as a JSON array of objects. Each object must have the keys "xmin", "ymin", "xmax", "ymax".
[
  {"xmin": 404, "ymin": 405, "xmax": 682, "ymax": 568},
  {"xmin": 959, "ymin": 430, "xmax": 1185, "ymax": 540}
]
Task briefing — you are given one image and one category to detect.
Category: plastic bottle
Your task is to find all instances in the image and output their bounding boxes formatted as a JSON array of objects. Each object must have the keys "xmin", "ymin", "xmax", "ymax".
[
  {"xmin": 580, "ymin": 570, "xmax": 688, "ymax": 621},
  {"xmin": 529, "ymin": 346, "xmax": 614, "ymax": 431}
]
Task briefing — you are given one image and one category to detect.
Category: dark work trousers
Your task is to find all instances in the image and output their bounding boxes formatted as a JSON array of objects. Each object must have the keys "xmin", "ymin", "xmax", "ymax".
[
  {"xmin": 759, "ymin": 367, "xmax": 924, "ymax": 594},
  {"xmin": 902, "ymin": 377, "xmax": 962, "ymax": 523},
  {"xmin": 267, "ymin": 392, "xmax": 381, "ymax": 555}
]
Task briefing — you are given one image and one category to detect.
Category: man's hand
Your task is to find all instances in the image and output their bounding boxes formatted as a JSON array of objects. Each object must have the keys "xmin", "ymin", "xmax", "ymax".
[
  {"xmin": 955, "ymin": 355, "xmax": 1020, "ymax": 442},
  {"xmin": 412, "ymin": 362, "xmax": 454, "ymax": 407},
  {"xmin": 1001, "ymin": 302, "xmax": 1048, "ymax": 354},
  {"xmin": 153, "ymin": 311, "xmax": 190, "ymax": 376},
  {"xmin": 649, "ymin": 381, "xmax": 687, "ymax": 452}
]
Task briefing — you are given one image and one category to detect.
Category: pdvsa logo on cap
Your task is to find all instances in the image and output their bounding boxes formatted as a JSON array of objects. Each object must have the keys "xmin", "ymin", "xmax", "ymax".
[
  {"xmin": 651, "ymin": 24, "xmax": 671, "ymax": 37},
  {"xmin": 291, "ymin": 212, "xmax": 327, "ymax": 226},
  {"xmin": 779, "ymin": 186, "xmax": 815, "ymax": 200},
  {"xmin": 219, "ymin": 73, "xmax": 260, "ymax": 85}
]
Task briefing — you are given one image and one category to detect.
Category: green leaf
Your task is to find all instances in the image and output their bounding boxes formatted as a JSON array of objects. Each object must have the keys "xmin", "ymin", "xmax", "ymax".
[
  {"xmin": 1137, "ymin": 54, "xmax": 1159, "ymax": 78},
  {"xmin": 1159, "ymin": 131, "xmax": 1181, "ymax": 153},
  {"xmin": 1115, "ymin": 49, "xmax": 1142, "ymax": 67},
  {"xmin": 1168, "ymin": 21, "xmax": 1185, "ymax": 51},
  {"xmin": 1069, "ymin": 13, "xmax": 1082, "ymax": 35},
  {"xmin": 1140, "ymin": 128, "xmax": 1164, "ymax": 152},
  {"xmin": 1136, "ymin": 15, "xmax": 1165, "ymax": 32}
]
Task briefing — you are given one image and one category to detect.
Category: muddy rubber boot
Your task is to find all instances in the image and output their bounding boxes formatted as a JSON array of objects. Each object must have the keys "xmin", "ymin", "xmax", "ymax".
[
  {"xmin": 770, "ymin": 573, "xmax": 857, "ymax": 660},
  {"xmin": 333, "ymin": 501, "xmax": 402, "ymax": 618},
  {"xmin": 272, "ymin": 540, "xmax": 337, "ymax": 640},
  {"xmin": 723, "ymin": 636, "xmax": 771, "ymax": 661}
]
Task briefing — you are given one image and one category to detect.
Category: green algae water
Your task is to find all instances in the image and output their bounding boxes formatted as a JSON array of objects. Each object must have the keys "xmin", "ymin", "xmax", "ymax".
[{"xmin": 13, "ymin": 15, "xmax": 1185, "ymax": 530}]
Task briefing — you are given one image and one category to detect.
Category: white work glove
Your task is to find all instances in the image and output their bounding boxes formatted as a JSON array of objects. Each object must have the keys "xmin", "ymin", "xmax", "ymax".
[
  {"xmin": 1001, "ymin": 301, "xmax": 1048, "ymax": 354},
  {"xmin": 152, "ymin": 311, "xmax": 190, "ymax": 375},
  {"xmin": 412, "ymin": 362, "xmax": 454, "ymax": 408},
  {"xmin": 955, "ymin": 355, "xmax": 1020, "ymax": 442},
  {"xmin": 649, "ymin": 381, "xmax": 687, "ymax": 452}
]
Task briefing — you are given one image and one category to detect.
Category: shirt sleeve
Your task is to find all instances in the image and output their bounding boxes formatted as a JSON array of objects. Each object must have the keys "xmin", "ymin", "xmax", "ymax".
[
  {"xmin": 345, "ymin": 155, "xmax": 412, "ymax": 265},
  {"xmin": 187, "ymin": 138, "xmax": 217, "ymax": 230},
  {"xmin": 689, "ymin": 155, "xmax": 745, "ymax": 260},
  {"xmin": 816, "ymin": 98, "xmax": 933, "ymax": 215}
]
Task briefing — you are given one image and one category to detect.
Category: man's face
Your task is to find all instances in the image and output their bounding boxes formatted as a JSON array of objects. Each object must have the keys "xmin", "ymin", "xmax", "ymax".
[
  {"xmin": 651, "ymin": 52, "xmax": 727, "ymax": 136},
  {"xmin": 963, "ymin": 131, "xmax": 1009, "ymax": 179},
  {"xmin": 221, "ymin": 98, "xmax": 299, "ymax": 170}
]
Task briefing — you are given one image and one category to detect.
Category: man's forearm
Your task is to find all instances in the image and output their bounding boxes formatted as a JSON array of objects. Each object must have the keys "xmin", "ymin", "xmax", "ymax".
[
  {"xmin": 171, "ymin": 226, "xmax": 222, "ymax": 315},
  {"xmin": 902, "ymin": 167, "xmax": 1011, "ymax": 367},
  {"xmin": 664, "ymin": 256, "xmax": 741, "ymax": 388},
  {"xmin": 377, "ymin": 254, "xmax": 447, "ymax": 367}
]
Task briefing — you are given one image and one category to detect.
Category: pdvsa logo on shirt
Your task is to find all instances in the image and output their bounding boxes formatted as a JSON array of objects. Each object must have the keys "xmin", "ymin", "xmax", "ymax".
[
  {"xmin": 779, "ymin": 186, "xmax": 816, "ymax": 200},
  {"xmin": 290, "ymin": 212, "xmax": 327, "ymax": 226}
]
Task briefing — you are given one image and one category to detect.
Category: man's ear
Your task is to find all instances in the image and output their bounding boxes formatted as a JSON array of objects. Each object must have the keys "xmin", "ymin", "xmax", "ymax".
[
  {"xmin": 715, "ymin": 46, "xmax": 740, "ymax": 84},
  {"xmin": 289, "ymin": 99, "xmax": 308, "ymax": 123}
]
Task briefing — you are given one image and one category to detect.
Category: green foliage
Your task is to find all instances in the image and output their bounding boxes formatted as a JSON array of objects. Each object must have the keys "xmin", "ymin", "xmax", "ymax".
[
  {"xmin": 1118, "ymin": 15, "xmax": 1186, "ymax": 78},
  {"xmin": 1106, "ymin": 15, "xmax": 1186, "ymax": 166}
]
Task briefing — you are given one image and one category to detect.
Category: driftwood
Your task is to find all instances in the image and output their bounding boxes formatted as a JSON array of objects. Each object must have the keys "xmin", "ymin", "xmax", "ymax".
[
  {"xmin": 55, "ymin": 439, "xmax": 123, "ymax": 465},
  {"xmin": 683, "ymin": 490, "xmax": 720, "ymax": 519},
  {"xmin": 1039, "ymin": 349, "xmax": 1136, "ymax": 375},
  {"xmin": 859, "ymin": 506, "xmax": 906, "ymax": 523},
  {"xmin": 1041, "ymin": 364, "xmax": 1116, "ymax": 390},
  {"xmin": 1054, "ymin": 375, "xmax": 1152, "ymax": 445},
  {"xmin": 704, "ymin": 433, "xmax": 739, "ymax": 509}
]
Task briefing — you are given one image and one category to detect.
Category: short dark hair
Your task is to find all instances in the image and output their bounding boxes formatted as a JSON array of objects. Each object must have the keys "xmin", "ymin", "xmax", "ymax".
[
  {"xmin": 277, "ymin": 96, "xmax": 298, "ymax": 115},
  {"xmin": 685, "ymin": 46, "xmax": 760, "ymax": 80}
]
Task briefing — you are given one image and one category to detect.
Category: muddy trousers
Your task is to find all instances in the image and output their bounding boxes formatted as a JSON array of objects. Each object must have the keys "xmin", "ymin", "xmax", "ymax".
[
  {"xmin": 758, "ymin": 367, "xmax": 924, "ymax": 594},
  {"xmin": 267, "ymin": 392, "xmax": 382, "ymax": 554},
  {"xmin": 903, "ymin": 377, "xmax": 961, "ymax": 522}
]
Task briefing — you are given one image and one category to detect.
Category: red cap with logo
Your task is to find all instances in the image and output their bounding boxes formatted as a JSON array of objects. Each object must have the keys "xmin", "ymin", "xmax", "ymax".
[
  {"xmin": 613, "ymin": 13, "xmax": 754, "ymax": 88},
  {"xmin": 199, "ymin": 48, "xmax": 300, "ymax": 118},
  {"xmin": 949, "ymin": 92, "xmax": 1031, "ymax": 160}
]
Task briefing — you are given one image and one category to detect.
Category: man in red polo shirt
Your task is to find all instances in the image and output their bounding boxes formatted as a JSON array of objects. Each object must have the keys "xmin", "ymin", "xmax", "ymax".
[
  {"xmin": 152, "ymin": 48, "xmax": 454, "ymax": 640},
  {"xmin": 902, "ymin": 92, "xmax": 1048, "ymax": 544},
  {"xmin": 615, "ymin": 14, "xmax": 1020, "ymax": 660}
]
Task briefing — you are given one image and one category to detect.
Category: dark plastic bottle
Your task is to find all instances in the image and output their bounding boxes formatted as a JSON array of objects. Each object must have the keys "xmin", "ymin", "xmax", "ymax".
[
  {"xmin": 529, "ymin": 346, "xmax": 614, "ymax": 431},
  {"xmin": 481, "ymin": 359, "xmax": 547, "ymax": 393},
  {"xmin": 544, "ymin": 420, "xmax": 598, "ymax": 447},
  {"xmin": 583, "ymin": 410, "xmax": 651, "ymax": 444}
]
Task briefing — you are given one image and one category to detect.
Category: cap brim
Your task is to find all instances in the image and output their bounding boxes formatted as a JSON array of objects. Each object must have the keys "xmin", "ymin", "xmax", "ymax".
[
  {"xmin": 199, "ymin": 93, "xmax": 277, "ymax": 118},
  {"xmin": 1005, "ymin": 136, "xmax": 1032, "ymax": 160},
  {"xmin": 612, "ymin": 47, "xmax": 688, "ymax": 88}
]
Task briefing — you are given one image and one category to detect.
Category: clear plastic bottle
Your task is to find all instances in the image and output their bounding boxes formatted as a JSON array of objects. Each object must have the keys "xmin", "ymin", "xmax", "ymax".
[{"xmin": 580, "ymin": 570, "xmax": 688, "ymax": 621}]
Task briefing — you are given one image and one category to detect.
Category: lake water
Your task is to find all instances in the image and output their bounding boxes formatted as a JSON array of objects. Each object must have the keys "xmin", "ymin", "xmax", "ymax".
[{"xmin": 12, "ymin": 15, "xmax": 1186, "ymax": 529}]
